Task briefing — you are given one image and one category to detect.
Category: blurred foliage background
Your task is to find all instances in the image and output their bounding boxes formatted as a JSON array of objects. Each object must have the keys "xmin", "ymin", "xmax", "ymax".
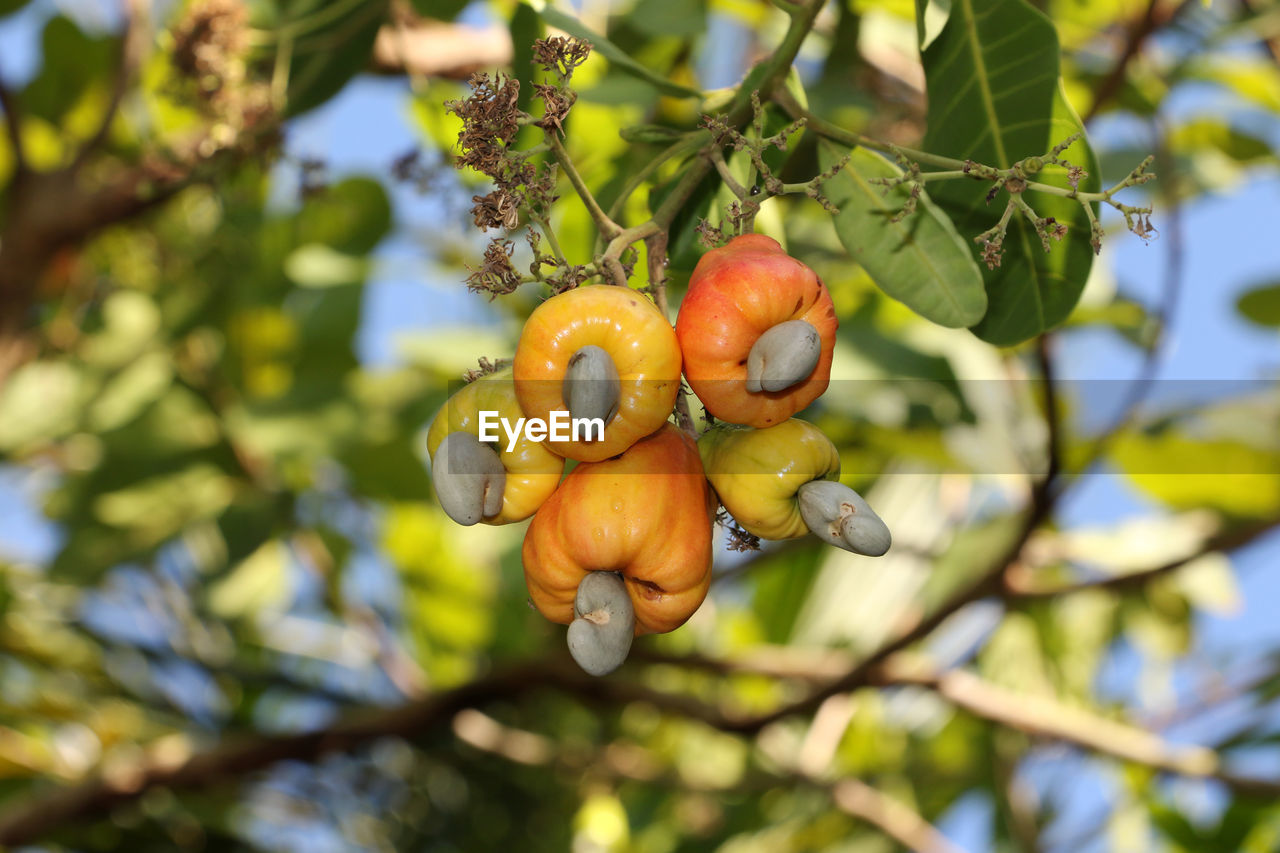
[{"xmin": 1, "ymin": 0, "xmax": 1280, "ymax": 850}]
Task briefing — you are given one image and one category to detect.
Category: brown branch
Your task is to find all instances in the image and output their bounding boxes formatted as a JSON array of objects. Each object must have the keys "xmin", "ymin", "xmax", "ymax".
[
  {"xmin": 831, "ymin": 778, "xmax": 966, "ymax": 853},
  {"xmin": 457, "ymin": 704, "xmax": 963, "ymax": 853},
  {"xmin": 73, "ymin": 0, "xmax": 149, "ymax": 169},
  {"xmin": 1035, "ymin": 336, "xmax": 1062, "ymax": 486},
  {"xmin": 369, "ymin": 20, "xmax": 513, "ymax": 79},
  {"xmin": 0, "ymin": 124, "xmax": 278, "ymax": 384},
  {"xmin": 0, "ymin": 658, "xmax": 735, "ymax": 847},
  {"xmin": 1084, "ymin": 0, "xmax": 1176, "ymax": 123},
  {"xmin": 1064, "ymin": 120, "xmax": 1183, "ymax": 486},
  {"xmin": 887, "ymin": 663, "xmax": 1280, "ymax": 799},
  {"xmin": 1238, "ymin": 0, "xmax": 1280, "ymax": 66},
  {"xmin": 717, "ymin": 410, "xmax": 1064, "ymax": 733},
  {"xmin": 643, "ymin": 231, "xmax": 695, "ymax": 434},
  {"xmin": 0, "ymin": 80, "xmax": 25, "ymax": 174},
  {"xmin": 1004, "ymin": 513, "xmax": 1280, "ymax": 600}
]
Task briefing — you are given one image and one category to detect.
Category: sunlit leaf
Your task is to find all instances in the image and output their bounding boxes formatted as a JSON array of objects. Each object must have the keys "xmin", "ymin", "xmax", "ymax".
[
  {"xmin": 21, "ymin": 16, "xmax": 114, "ymax": 125},
  {"xmin": 528, "ymin": 1, "xmax": 702, "ymax": 99},
  {"xmin": 920, "ymin": 0, "xmax": 1100, "ymax": 345},
  {"xmin": 209, "ymin": 540, "xmax": 293, "ymax": 619},
  {"xmin": 1236, "ymin": 281, "xmax": 1280, "ymax": 328},
  {"xmin": 820, "ymin": 142, "xmax": 987, "ymax": 328}
]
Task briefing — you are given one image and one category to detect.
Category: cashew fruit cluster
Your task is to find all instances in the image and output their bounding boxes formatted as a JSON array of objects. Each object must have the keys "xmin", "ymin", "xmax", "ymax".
[{"xmin": 426, "ymin": 234, "xmax": 889, "ymax": 677}]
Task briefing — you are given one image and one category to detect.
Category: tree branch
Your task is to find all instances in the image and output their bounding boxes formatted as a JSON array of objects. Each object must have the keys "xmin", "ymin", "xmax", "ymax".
[
  {"xmin": 1004, "ymin": 514, "xmax": 1280, "ymax": 600},
  {"xmin": 0, "ymin": 80, "xmax": 25, "ymax": 174},
  {"xmin": 73, "ymin": 0, "xmax": 150, "ymax": 169},
  {"xmin": 830, "ymin": 778, "xmax": 967, "ymax": 853},
  {"xmin": 1084, "ymin": 0, "xmax": 1178, "ymax": 124},
  {"xmin": 1055, "ymin": 119, "xmax": 1183, "ymax": 487},
  {"xmin": 887, "ymin": 663, "xmax": 1280, "ymax": 799},
  {"xmin": 369, "ymin": 20, "xmax": 513, "ymax": 79}
]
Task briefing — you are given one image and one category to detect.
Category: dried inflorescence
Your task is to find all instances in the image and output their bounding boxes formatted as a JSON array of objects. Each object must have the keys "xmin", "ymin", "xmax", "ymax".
[
  {"xmin": 172, "ymin": 0, "xmax": 249, "ymax": 98},
  {"xmin": 471, "ymin": 189, "xmax": 521, "ymax": 231},
  {"xmin": 696, "ymin": 219, "xmax": 728, "ymax": 249},
  {"xmin": 716, "ymin": 509, "xmax": 762, "ymax": 552},
  {"xmin": 445, "ymin": 36, "xmax": 598, "ymax": 297},
  {"xmin": 170, "ymin": 0, "xmax": 272, "ymax": 129},
  {"xmin": 532, "ymin": 36, "xmax": 592, "ymax": 81},
  {"xmin": 446, "ymin": 72, "xmax": 523, "ymax": 179},
  {"xmin": 531, "ymin": 38, "xmax": 590, "ymax": 139},
  {"xmin": 533, "ymin": 83, "xmax": 576, "ymax": 137},
  {"xmin": 544, "ymin": 264, "xmax": 593, "ymax": 294},
  {"xmin": 463, "ymin": 356, "xmax": 512, "ymax": 383},
  {"xmin": 465, "ymin": 239, "xmax": 522, "ymax": 298},
  {"xmin": 976, "ymin": 231, "xmax": 1005, "ymax": 270}
]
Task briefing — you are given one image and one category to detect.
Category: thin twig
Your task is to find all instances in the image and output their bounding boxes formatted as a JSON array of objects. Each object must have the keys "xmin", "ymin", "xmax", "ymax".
[
  {"xmin": 1004, "ymin": 514, "xmax": 1280, "ymax": 599},
  {"xmin": 889, "ymin": 663, "xmax": 1280, "ymax": 799},
  {"xmin": 1065, "ymin": 121, "xmax": 1181, "ymax": 485},
  {"xmin": 830, "ymin": 778, "xmax": 967, "ymax": 853},
  {"xmin": 1084, "ymin": 0, "xmax": 1168, "ymax": 124},
  {"xmin": 0, "ymin": 81, "xmax": 25, "ymax": 174},
  {"xmin": 548, "ymin": 133, "xmax": 622, "ymax": 240},
  {"xmin": 74, "ymin": 0, "xmax": 149, "ymax": 169}
]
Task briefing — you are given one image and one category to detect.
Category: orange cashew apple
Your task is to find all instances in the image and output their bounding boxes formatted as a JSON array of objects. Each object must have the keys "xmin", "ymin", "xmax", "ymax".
[
  {"xmin": 522, "ymin": 423, "xmax": 715, "ymax": 650},
  {"xmin": 426, "ymin": 367, "xmax": 565, "ymax": 525},
  {"xmin": 699, "ymin": 419, "xmax": 890, "ymax": 556},
  {"xmin": 513, "ymin": 285, "xmax": 682, "ymax": 462},
  {"xmin": 675, "ymin": 234, "xmax": 837, "ymax": 427}
]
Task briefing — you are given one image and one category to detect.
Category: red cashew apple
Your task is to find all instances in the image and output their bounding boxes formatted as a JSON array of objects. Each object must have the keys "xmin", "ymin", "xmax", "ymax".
[{"xmin": 675, "ymin": 233, "xmax": 838, "ymax": 427}]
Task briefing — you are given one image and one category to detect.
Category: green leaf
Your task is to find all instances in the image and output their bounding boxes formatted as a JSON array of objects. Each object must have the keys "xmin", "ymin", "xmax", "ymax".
[
  {"xmin": 819, "ymin": 141, "xmax": 987, "ymax": 327},
  {"xmin": 411, "ymin": 0, "xmax": 469, "ymax": 21},
  {"xmin": 749, "ymin": 543, "xmax": 824, "ymax": 644},
  {"xmin": 914, "ymin": 0, "xmax": 952, "ymax": 50},
  {"xmin": 293, "ymin": 177, "xmax": 392, "ymax": 255},
  {"xmin": 277, "ymin": 0, "xmax": 391, "ymax": 117},
  {"xmin": 625, "ymin": 0, "xmax": 707, "ymax": 39},
  {"xmin": 510, "ymin": 1, "xmax": 541, "ymax": 115},
  {"xmin": 1169, "ymin": 119, "xmax": 1274, "ymax": 163},
  {"xmin": 208, "ymin": 540, "xmax": 293, "ymax": 619},
  {"xmin": 920, "ymin": 0, "xmax": 1100, "ymax": 345},
  {"xmin": 284, "ymin": 244, "xmax": 370, "ymax": 287},
  {"xmin": 0, "ymin": 360, "xmax": 89, "ymax": 452},
  {"xmin": 1186, "ymin": 59, "xmax": 1280, "ymax": 113},
  {"xmin": 0, "ymin": 0, "xmax": 31, "ymax": 18},
  {"xmin": 837, "ymin": 299, "xmax": 976, "ymax": 422},
  {"xmin": 528, "ymin": 1, "xmax": 702, "ymax": 99},
  {"xmin": 1237, "ymin": 282, "xmax": 1280, "ymax": 328},
  {"xmin": 21, "ymin": 16, "xmax": 114, "ymax": 125},
  {"xmin": 1114, "ymin": 432, "xmax": 1280, "ymax": 519}
]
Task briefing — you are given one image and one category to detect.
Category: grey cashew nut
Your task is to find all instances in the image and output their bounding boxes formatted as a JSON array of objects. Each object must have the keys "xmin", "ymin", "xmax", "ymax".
[
  {"xmin": 432, "ymin": 431, "xmax": 506, "ymax": 526},
  {"xmin": 567, "ymin": 571, "xmax": 635, "ymax": 676},
  {"xmin": 745, "ymin": 319, "xmax": 821, "ymax": 394},
  {"xmin": 563, "ymin": 345, "xmax": 620, "ymax": 429},
  {"xmin": 797, "ymin": 479, "xmax": 891, "ymax": 557}
]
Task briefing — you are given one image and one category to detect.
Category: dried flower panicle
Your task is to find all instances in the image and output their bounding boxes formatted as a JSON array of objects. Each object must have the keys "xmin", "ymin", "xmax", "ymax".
[
  {"xmin": 532, "ymin": 36, "xmax": 592, "ymax": 81},
  {"xmin": 533, "ymin": 83, "xmax": 576, "ymax": 137},
  {"xmin": 695, "ymin": 219, "xmax": 728, "ymax": 249},
  {"xmin": 463, "ymin": 356, "xmax": 512, "ymax": 383},
  {"xmin": 297, "ymin": 156, "xmax": 327, "ymax": 200},
  {"xmin": 446, "ymin": 70, "xmax": 561, "ymax": 234},
  {"xmin": 445, "ymin": 72, "xmax": 523, "ymax": 179},
  {"xmin": 465, "ymin": 238, "xmax": 522, "ymax": 299},
  {"xmin": 716, "ymin": 509, "xmax": 761, "ymax": 552},
  {"xmin": 170, "ymin": 0, "xmax": 273, "ymax": 129},
  {"xmin": 172, "ymin": 0, "xmax": 249, "ymax": 100},
  {"xmin": 976, "ymin": 231, "xmax": 1005, "ymax": 270},
  {"xmin": 545, "ymin": 264, "xmax": 593, "ymax": 294}
]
